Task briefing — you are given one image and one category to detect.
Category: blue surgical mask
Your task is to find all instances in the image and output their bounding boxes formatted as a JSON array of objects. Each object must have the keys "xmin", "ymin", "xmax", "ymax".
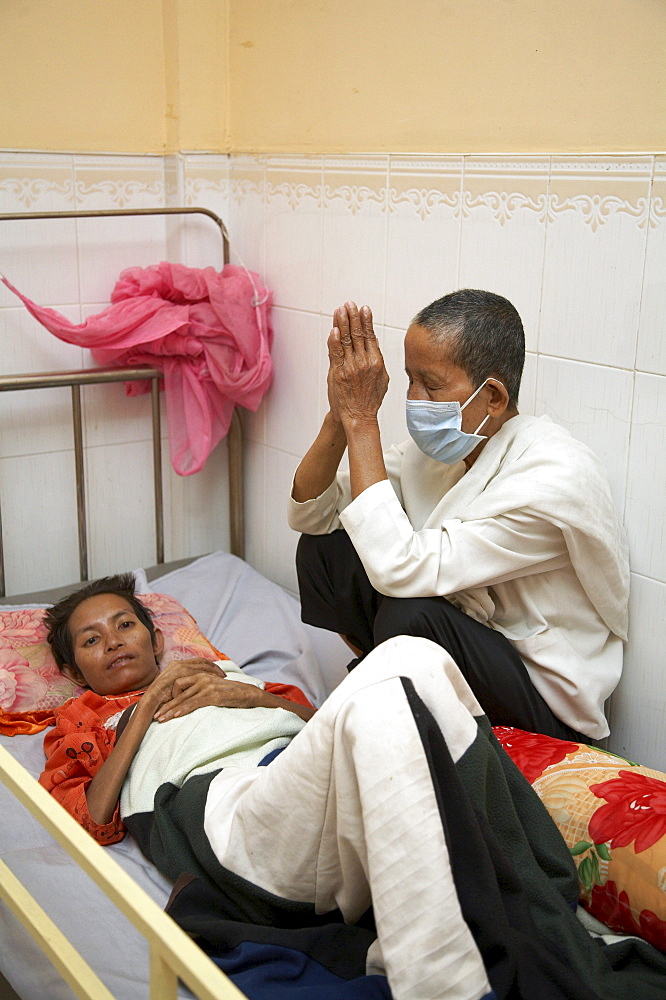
[{"xmin": 406, "ymin": 379, "xmax": 499, "ymax": 464}]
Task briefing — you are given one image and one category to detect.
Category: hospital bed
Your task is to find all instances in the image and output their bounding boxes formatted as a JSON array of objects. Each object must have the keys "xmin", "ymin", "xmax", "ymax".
[{"xmin": 1, "ymin": 214, "xmax": 664, "ymax": 1000}]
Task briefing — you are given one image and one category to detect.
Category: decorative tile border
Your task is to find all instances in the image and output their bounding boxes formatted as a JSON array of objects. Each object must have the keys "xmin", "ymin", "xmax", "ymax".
[
  {"xmin": 550, "ymin": 159, "xmax": 651, "ymax": 175},
  {"xmin": 72, "ymin": 155, "xmax": 166, "ymax": 209},
  {"xmin": 267, "ymin": 179, "xmax": 323, "ymax": 210},
  {"xmin": 229, "ymin": 154, "xmax": 656, "ymax": 229},
  {"xmin": 228, "ymin": 176, "xmax": 265, "ymax": 208},
  {"xmin": 265, "ymin": 159, "xmax": 323, "ymax": 210},
  {"xmin": 461, "ymin": 189, "xmax": 548, "ymax": 226},
  {"xmin": 649, "ymin": 195, "xmax": 666, "ymax": 227},
  {"xmin": 0, "ymin": 156, "xmax": 75, "ymax": 210},
  {"xmin": 389, "ymin": 185, "xmax": 460, "ymax": 221},
  {"xmin": 649, "ymin": 158, "xmax": 666, "ymax": 227},
  {"xmin": 387, "ymin": 156, "xmax": 462, "ymax": 221},
  {"xmin": 322, "ymin": 156, "xmax": 389, "ymax": 216},
  {"xmin": 463, "ymin": 157, "xmax": 551, "ymax": 174},
  {"xmin": 321, "ymin": 180, "xmax": 387, "ymax": 215},
  {"xmin": 74, "ymin": 176, "xmax": 165, "ymax": 208},
  {"xmin": 164, "ymin": 154, "xmax": 182, "ymax": 203},
  {"xmin": 184, "ymin": 175, "xmax": 229, "ymax": 206},
  {"xmin": 0, "ymin": 151, "xmax": 661, "ymax": 228},
  {"xmin": 0, "ymin": 174, "xmax": 74, "ymax": 209},
  {"xmin": 547, "ymin": 191, "xmax": 649, "ymax": 232},
  {"xmin": 181, "ymin": 154, "xmax": 230, "ymax": 207},
  {"xmin": 227, "ymin": 156, "xmax": 266, "ymax": 207},
  {"xmin": 548, "ymin": 156, "xmax": 653, "ymax": 231}
]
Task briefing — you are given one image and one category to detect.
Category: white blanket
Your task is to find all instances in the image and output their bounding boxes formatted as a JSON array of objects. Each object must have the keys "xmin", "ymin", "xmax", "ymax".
[{"xmin": 121, "ymin": 662, "xmax": 306, "ymax": 819}]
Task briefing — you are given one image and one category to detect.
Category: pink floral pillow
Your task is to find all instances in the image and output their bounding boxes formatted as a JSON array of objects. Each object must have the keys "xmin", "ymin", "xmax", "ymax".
[
  {"xmin": 494, "ymin": 726, "xmax": 666, "ymax": 953},
  {"xmin": 0, "ymin": 592, "xmax": 222, "ymax": 714}
]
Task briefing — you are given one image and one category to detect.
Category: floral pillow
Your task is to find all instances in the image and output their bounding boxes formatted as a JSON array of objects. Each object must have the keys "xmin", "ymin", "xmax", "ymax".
[
  {"xmin": 0, "ymin": 592, "xmax": 223, "ymax": 717},
  {"xmin": 494, "ymin": 726, "xmax": 666, "ymax": 953}
]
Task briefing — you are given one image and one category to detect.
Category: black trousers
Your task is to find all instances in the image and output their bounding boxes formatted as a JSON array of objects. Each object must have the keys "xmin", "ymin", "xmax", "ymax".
[{"xmin": 296, "ymin": 529, "xmax": 588, "ymax": 742}]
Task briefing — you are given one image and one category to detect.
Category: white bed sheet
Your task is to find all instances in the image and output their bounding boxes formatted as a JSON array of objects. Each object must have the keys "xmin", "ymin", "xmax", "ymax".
[{"xmin": 0, "ymin": 551, "xmax": 350, "ymax": 1000}]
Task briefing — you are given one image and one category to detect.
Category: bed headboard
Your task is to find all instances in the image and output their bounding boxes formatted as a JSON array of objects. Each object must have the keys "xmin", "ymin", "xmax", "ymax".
[{"xmin": 0, "ymin": 206, "xmax": 244, "ymax": 601}]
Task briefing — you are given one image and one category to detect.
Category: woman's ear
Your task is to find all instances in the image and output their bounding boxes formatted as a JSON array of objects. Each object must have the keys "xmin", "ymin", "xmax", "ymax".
[
  {"xmin": 61, "ymin": 663, "xmax": 86, "ymax": 687},
  {"xmin": 153, "ymin": 627, "xmax": 165, "ymax": 661}
]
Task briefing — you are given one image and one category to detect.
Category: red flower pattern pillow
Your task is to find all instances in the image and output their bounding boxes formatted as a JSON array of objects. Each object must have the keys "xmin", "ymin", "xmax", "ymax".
[
  {"xmin": 0, "ymin": 593, "xmax": 222, "ymax": 715},
  {"xmin": 494, "ymin": 727, "xmax": 666, "ymax": 953}
]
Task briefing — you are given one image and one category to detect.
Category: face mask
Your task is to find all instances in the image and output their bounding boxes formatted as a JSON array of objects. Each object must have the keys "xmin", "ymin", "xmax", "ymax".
[{"xmin": 406, "ymin": 379, "xmax": 499, "ymax": 464}]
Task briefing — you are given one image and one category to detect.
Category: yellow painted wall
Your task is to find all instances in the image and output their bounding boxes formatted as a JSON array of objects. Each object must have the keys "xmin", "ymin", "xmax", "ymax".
[
  {"xmin": 0, "ymin": 0, "xmax": 228, "ymax": 154},
  {"xmin": 1, "ymin": 0, "xmax": 664, "ymax": 153},
  {"xmin": 229, "ymin": 0, "xmax": 666, "ymax": 153},
  {"xmin": 164, "ymin": 0, "xmax": 229, "ymax": 152}
]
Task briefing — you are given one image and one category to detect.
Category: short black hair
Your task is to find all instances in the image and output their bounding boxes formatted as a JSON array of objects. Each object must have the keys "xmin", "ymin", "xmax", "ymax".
[
  {"xmin": 414, "ymin": 289, "xmax": 525, "ymax": 408},
  {"xmin": 43, "ymin": 573, "xmax": 156, "ymax": 673}
]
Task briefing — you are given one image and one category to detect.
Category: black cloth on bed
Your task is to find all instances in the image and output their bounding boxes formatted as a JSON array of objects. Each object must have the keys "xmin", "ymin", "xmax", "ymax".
[{"xmin": 126, "ymin": 686, "xmax": 666, "ymax": 1000}]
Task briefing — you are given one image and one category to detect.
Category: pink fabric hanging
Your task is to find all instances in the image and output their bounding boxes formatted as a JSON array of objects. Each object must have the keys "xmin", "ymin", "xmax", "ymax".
[{"xmin": 2, "ymin": 263, "xmax": 273, "ymax": 475}]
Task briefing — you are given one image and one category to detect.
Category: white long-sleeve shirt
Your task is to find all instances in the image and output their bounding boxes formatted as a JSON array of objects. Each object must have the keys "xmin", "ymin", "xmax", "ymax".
[{"xmin": 289, "ymin": 415, "xmax": 629, "ymax": 740}]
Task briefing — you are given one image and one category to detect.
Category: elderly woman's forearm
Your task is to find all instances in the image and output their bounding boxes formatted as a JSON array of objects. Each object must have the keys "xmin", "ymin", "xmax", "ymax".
[
  {"xmin": 345, "ymin": 416, "xmax": 389, "ymax": 499},
  {"xmin": 292, "ymin": 413, "xmax": 347, "ymax": 502}
]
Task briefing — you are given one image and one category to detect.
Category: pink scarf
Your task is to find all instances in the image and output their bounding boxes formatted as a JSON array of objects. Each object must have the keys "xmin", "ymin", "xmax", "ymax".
[{"xmin": 2, "ymin": 263, "xmax": 273, "ymax": 475}]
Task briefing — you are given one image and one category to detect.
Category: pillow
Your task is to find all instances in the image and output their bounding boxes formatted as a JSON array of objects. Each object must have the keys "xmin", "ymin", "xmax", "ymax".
[
  {"xmin": 494, "ymin": 727, "xmax": 666, "ymax": 953},
  {"xmin": 0, "ymin": 592, "xmax": 222, "ymax": 715}
]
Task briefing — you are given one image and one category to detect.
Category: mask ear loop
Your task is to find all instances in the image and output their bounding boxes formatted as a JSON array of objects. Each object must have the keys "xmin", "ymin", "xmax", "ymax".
[
  {"xmin": 462, "ymin": 379, "xmax": 506, "ymax": 435},
  {"xmin": 473, "ymin": 412, "xmax": 491, "ymax": 435}
]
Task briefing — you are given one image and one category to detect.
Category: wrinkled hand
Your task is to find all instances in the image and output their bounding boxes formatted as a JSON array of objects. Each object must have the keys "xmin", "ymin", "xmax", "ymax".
[
  {"xmin": 145, "ymin": 658, "xmax": 227, "ymax": 715},
  {"xmin": 327, "ymin": 302, "xmax": 389, "ymax": 426},
  {"xmin": 154, "ymin": 669, "xmax": 266, "ymax": 723}
]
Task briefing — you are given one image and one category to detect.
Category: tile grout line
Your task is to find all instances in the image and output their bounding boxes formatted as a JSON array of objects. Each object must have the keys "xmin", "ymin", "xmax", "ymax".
[
  {"xmin": 620, "ymin": 157, "xmax": 655, "ymax": 526},
  {"xmin": 455, "ymin": 157, "xmax": 464, "ymax": 289},
  {"xmin": 629, "ymin": 569, "xmax": 666, "ymax": 589},
  {"xmin": 381, "ymin": 155, "xmax": 390, "ymax": 329},
  {"xmin": 534, "ymin": 155, "xmax": 552, "ymax": 359}
]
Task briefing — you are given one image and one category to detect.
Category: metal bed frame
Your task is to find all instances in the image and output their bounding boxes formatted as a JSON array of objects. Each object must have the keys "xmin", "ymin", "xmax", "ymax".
[{"xmin": 0, "ymin": 207, "xmax": 244, "ymax": 598}]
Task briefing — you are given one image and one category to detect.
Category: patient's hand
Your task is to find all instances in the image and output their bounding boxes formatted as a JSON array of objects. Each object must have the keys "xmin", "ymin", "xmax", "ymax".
[
  {"xmin": 153, "ymin": 668, "xmax": 267, "ymax": 723},
  {"xmin": 145, "ymin": 658, "xmax": 226, "ymax": 715}
]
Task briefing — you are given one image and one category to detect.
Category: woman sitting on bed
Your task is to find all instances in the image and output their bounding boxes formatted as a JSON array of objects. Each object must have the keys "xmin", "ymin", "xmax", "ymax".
[{"xmin": 37, "ymin": 574, "xmax": 665, "ymax": 1000}]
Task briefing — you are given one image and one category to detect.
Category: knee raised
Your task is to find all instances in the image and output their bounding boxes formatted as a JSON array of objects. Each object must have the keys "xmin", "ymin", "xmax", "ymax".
[
  {"xmin": 296, "ymin": 531, "xmax": 328, "ymax": 571},
  {"xmin": 373, "ymin": 596, "xmax": 435, "ymax": 644}
]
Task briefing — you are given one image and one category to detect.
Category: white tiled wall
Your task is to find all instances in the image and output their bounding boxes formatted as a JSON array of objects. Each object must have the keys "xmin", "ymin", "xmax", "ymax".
[{"xmin": 1, "ymin": 150, "xmax": 664, "ymax": 768}]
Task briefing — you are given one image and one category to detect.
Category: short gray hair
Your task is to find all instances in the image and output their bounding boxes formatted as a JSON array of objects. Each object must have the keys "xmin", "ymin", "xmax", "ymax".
[{"xmin": 413, "ymin": 289, "xmax": 525, "ymax": 408}]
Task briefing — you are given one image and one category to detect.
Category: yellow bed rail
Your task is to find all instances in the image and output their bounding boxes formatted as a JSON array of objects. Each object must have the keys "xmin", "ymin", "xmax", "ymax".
[{"xmin": 0, "ymin": 745, "xmax": 247, "ymax": 1000}]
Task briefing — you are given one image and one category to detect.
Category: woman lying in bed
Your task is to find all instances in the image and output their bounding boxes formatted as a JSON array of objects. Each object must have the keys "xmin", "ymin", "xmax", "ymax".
[
  {"xmin": 39, "ymin": 573, "xmax": 314, "ymax": 844},
  {"xmin": 38, "ymin": 574, "xmax": 666, "ymax": 1000}
]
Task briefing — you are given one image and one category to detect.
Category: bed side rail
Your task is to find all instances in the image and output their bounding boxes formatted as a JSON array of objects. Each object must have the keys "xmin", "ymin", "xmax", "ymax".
[{"xmin": 0, "ymin": 745, "xmax": 246, "ymax": 1000}]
